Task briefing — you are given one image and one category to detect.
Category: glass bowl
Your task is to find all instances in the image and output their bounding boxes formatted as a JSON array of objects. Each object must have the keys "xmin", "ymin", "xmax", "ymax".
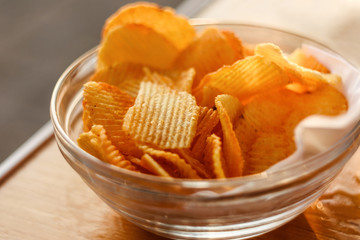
[{"xmin": 50, "ymin": 22, "xmax": 360, "ymax": 240}]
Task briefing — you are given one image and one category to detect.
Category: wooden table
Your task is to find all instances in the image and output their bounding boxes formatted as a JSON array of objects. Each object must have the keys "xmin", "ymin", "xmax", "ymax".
[{"xmin": 1, "ymin": 0, "xmax": 360, "ymax": 239}]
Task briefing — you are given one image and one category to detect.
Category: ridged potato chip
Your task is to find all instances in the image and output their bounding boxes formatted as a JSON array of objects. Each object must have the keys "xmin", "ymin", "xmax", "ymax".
[
  {"xmin": 123, "ymin": 81, "xmax": 199, "ymax": 149},
  {"xmin": 90, "ymin": 62, "xmax": 145, "ymax": 97},
  {"xmin": 203, "ymin": 134, "xmax": 226, "ymax": 179},
  {"xmin": 83, "ymin": 82, "xmax": 141, "ymax": 156},
  {"xmin": 245, "ymin": 131, "xmax": 296, "ymax": 175},
  {"xmin": 174, "ymin": 149, "xmax": 211, "ymax": 178},
  {"xmin": 140, "ymin": 153, "xmax": 172, "ymax": 178},
  {"xmin": 255, "ymin": 43, "xmax": 342, "ymax": 91},
  {"xmin": 194, "ymin": 55, "xmax": 289, "ymax": 103},
  {"xmin": 191, "ymin": 107, "xmax": 219, "ymax": 160},
  {"xmin": 102, "ymin": 2, "xmax": 195, "ymax": 51},
  {"xmin": 215, "ymin": 94, "xmax": 245, "ymax": 177},
  {"xmin": 78, "ymin": 125, "xmax": 137, "ymax": 171},
  {"xmin": 289, "ymin": 48, "xmax": 330, "ymax": 73},
  {"xmin": 175, "ymin": 27, "xmax": 243, "ymax": 88},
  {"xmin": 285, "ymin": 85, "xmax": 348, "ymax": 132},
  {"xmin": 98, "ymin": 24, "xmax": 179, "ymax": 69},
  {"xmin": 141, "ymin": 146, "xmax": 200, "ymax": 179}
]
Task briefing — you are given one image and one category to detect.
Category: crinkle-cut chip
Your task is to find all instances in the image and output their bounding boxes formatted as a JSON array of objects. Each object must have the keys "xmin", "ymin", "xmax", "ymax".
[
  {"xmin": 82, "ymin": 107, "xmax": 93, "ymax": 132},
  {"xmin": 203, "ymin": 134, "xmax": 226, "ymax": 179},
  {"xmin": 140, "ymin": 154, "xmax": 172, "ymax": 178},
  {"xmin": 175, "ymin": 27, "xmax": 243, "ymax": 89},
  {"xmin": 144, "ymin": 68, "xmax": 195, "ymax": 93},
  {"xmin": 123, "ymin": 82, "xmax": 200, "ymax": 149},
  {"xmin": 140, "ymin": 146, "xmax": 201, "ymax": 179},
  {"xmin": 255, "ymin": 43, "xmax": 342, "ymax": 91},
  {"xmin": 289, "ymin": 48, "xmax": 330, "ymax": 73},
  {"xmin": 90, "ymin": 62, "xmax": 145, "ymax": 97},
  {"xmin": 77, "ymin": 125, "xmax": 137, "ymax": 171},
  {"xmin": 174, "ymin": 149, "xmax": 211, "ymax": 179},
  {"xmin": 98, "ymin": 24, "xmax": 178, "ymax": 69},
  {"xmin": 191, "ymin": 107, "xmax": 219, "ymax": 159},
  {"xmin": 242, "ymin": 88, "xmax": 301, "ymax": 131},
  {"xmin": 284, "ymin": 85, "xmax": 348, "ymax": 132},
  {"xmin": 234, "ymin": 88, "xmax": 300, "ymax": 157},
  {"xmin": 83, "ymin": 82, "xmax": 142, "ymax": 157},
  {"xmin": 195, "ymin": 86, "xmax": 223, "ymax": 107},
  {"xmin": 194, "ymin": 55, "xmax": 289, "ymax": 102},
  {"xmin": 215, "ymin": 94, "xmax": 245, "ymax": 177},
  {"xmin": 165, "ymin": 68, "xmax": 195, "ymax": 93},
  {"xmin": 143, "ymin": 67, "xmax": 176, "ymax": 89},
  {"xmin": 102, "ymin": 2, "xmax": 195, "ymax": 51},
  {"xmin": 245, "ymin": 130, "xmax": 296, "ymax": 175}
]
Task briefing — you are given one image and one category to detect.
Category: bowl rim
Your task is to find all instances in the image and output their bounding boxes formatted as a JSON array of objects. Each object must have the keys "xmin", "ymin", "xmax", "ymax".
[{"xmin": 50, "ymin": 21, "xmax": 360, "ymax": 194}]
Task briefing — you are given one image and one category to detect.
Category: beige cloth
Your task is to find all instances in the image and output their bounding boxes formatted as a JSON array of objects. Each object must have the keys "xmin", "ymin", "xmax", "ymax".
[{"xmin": 197, "ymin": 0, "xmax": 360, "ymax": 67}]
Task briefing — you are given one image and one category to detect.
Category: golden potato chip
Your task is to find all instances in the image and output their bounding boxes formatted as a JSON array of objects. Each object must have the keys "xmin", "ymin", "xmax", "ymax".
[
  {"xmin": 195, "ymin": 85, "xmax": 223, "ymax": 107},
  {"xmin": 284, "ymin": 85, "xmax": 348, "ymax": 132},
  {"xmin": 102, "ymin": 2, "xmax": 195, "ymax": 51},
  {"xmin": 203, "ymin": 134, "xmax": 226, "ymax": 179},
  {"xmin": 245, "ymin": 130, "xmax": 296, "ymax": 175},
  {"xmin": 255, "ymin": 43, "xmax": 342, "ymax": 91},
  {"xmin": 90, "ymin": 62, "xmax": 145, "ymax": 97},
  {"xmin": 174, "ymin": 149, "xmax": 211, "ymax": 178},
  {"xmin": 98, "ymin": 24, "xmax": 178, "ymax": 69},
  {"xmin": 165, "ymin": 68, "xmax": 195, "ymax": 93},
  {"xmin": 142, "ymin": 67, "xmax": 176, "ymax": 89},
  {"xmin": 289, "ymin": 48, "xmax": 330, "ymax": 73},
  {"xmin": 175, "ymin": 27, "xmax": 243, "ymax": 88},
  {"xmin": 83, "ymin": 82, "xmax": 142, "ymax": 156},
  {"xmin": 215, "ymin": 94, "xmax": 245, "ymax": 177},
  {"xmin": 140, "ymin": 154, "xmax": 172, "ymax": 178},
  {"xmin": 123, "ymin": 81, "xmax": 199, "ymax": 149},
  {"xmin": 194, "ymin": 55, "xmax": 289, "ymax": 102},
  {"xmin": 78, "ymin": 125, "xmax": 137, "ymax": 171},
  {"xmin": 140, "ymin": 146, "xmax": 201, "ymax": 179},
  {"xmin": 191, "ymin": 107, "xmax": 219, "ymax": 159}
]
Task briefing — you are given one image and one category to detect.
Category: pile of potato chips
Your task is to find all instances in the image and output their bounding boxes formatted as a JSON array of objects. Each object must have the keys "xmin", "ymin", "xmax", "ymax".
[{"xmin": 77, "ymin": 2, "xmax": 348, "ymax": 179}]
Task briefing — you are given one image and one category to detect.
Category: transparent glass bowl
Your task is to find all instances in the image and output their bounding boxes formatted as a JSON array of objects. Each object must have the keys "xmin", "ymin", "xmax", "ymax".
[{"xmin": 50, "ymin": 23, "xmax": 360, "ymax": 240}]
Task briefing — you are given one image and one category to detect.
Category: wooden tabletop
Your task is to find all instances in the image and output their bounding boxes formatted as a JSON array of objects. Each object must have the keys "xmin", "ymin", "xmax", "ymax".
[{"xmin": 0, "ymin": 137, "xmax": 359, "ymax": 240}]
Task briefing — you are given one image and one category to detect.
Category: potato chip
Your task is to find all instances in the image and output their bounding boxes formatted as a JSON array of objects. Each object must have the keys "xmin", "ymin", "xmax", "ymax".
[
  {"xmin": 245, "ymin": 130, "xmax": 296, "ymax": 175},
  {"xmin": 215, "ymin": 94, "xmax": 245, "ymax": 177},
  {"xmin": 175, "ymin": 27, "xmax": 243, "ymax": 88},
  {"xmin": 255, "ymin": 43, "xmax": 342, "ymax": 91},
  {"xmin": 141, "ymin": 146, "xmax": 201, "ymax": 179},
  {"xmin": 83, "ymin": 82, "xmax": 142, "ymax": 156},
  {"xmin": 90, "ymin": 62, "xmax": 145, "ymax": 97},
  {"xmin": 98, "ymin": 24, "xmax": 179, "ymax": 69},
  {"xmin": 203, "ymin": 134, "xmax": 226, "ymax": 179},
  {"xmin": 289, "ymin": 48, "xmax": 330, "ymax": 73},
  {"xmin": 191, "ymin": 107, "xmax": 219, "ymax": 159},
  {"xmin": 142, "ymin": 67, "xmax": 176, "ymax": 89},
  {"xmin": 123, "ymin": 81, "xmax": 199, "ymax": 149},
  {"xmin": 233, "ymin": 88, "xmax": 298, "ymax": 155},
  {"xmin": 285, "ymin": 85, "xmax": 348, "ymax": 132},
  {"xmin": 165, "ymin": 68, "xmax": 195, "ymax": 93},
  {"xmin": 174, "ymin": 149, "xmax": 211, "ymax": 178},
  {"xmin": 78, "ymin": 125, "xmax": 137, "ymax": 171},
  {"xmin": 102, "ymin": 2, "xmax": 195, "ymax": 51},
  {"xmin": 194, "ymin": 55, "xmax": 290, "ymax": 103},
  {"xmin": 140, "ymin": 154, "xmax": 172, "ymax": 178}
]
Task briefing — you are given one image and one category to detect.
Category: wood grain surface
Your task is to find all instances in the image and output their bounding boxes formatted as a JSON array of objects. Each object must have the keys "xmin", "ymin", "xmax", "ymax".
[{"xmin": 0, "ymin": 138, "xmax": 359, "ymax": 240}]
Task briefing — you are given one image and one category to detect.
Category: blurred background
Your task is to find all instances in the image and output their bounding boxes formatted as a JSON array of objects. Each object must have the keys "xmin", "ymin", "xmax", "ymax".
[{"xmin": 0, "ymin": 0, "xmax": 184, "ymax": 162}]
